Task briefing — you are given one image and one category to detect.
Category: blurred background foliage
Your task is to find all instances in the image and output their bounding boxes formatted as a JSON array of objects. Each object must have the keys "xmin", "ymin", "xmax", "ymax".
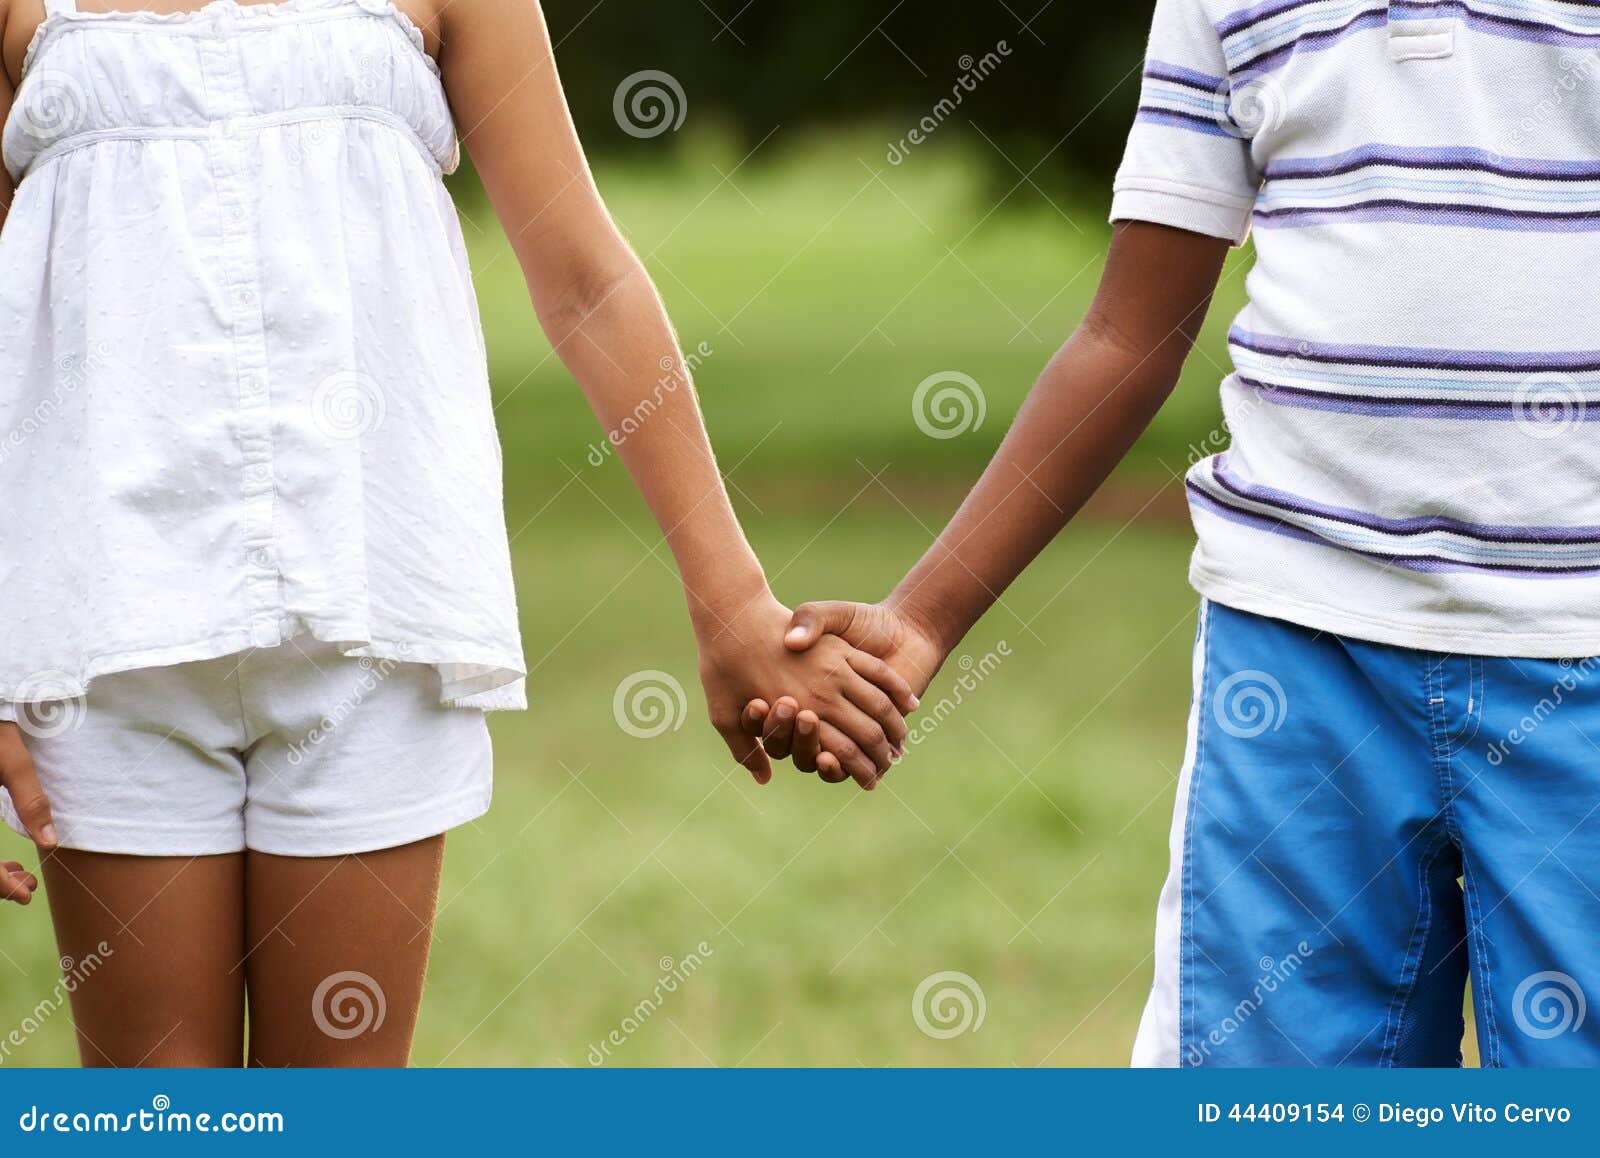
[{"xmin": 476, "ymin": 1, "xmax": 1158, "ymax": 202}]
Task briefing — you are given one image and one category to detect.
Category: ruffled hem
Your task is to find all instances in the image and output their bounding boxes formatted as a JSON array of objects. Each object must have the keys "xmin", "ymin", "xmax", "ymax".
[
  {"xmin": 0, "ymin": 619, "xmax": 528, "ymax": 718},
  {"xmin": 22, "ymin": 0, "xmax": 440, "ymax": 81}
]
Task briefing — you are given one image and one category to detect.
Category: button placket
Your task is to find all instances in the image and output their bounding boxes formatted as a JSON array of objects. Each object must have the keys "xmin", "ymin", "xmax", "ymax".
[{"xmin": 198, "ymin": 9, "xmax": 282, "ymax": 649}]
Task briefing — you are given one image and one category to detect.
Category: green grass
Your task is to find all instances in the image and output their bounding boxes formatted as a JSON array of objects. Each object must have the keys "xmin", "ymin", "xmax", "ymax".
[{"xmin": 0, "ymin": 136, "xmax": 1231, "ymax": 1066}]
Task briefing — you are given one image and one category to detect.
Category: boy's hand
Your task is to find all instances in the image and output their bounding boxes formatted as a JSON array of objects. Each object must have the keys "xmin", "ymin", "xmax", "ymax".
[
  {"xmin": 743, "ymin": 600, "xmax": 946, "ymax": 785},
  {"xmin": 0, "ymin": 721, "xmax": 56, "ymax": 905},
  {"xmin": 696, "ymin": 592, "xmax": 919, "ymax": 789}
]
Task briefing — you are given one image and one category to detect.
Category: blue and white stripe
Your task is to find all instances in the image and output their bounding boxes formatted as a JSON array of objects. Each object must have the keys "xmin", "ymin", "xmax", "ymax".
[
  {"xmin": 1228, "ymin": 329, "xmax": 1600, "ymax": 418},
  {"xmin": 1255, "ymin": 145, "xmax": 1600, "ymax": 231},
  {"xmin": 1135, "ymin": 61, "xmax": 1235, "ymax": 138},
  {"xmin": 1188, "ymin": 457, "xmax": 1600, "ymax": 577}
]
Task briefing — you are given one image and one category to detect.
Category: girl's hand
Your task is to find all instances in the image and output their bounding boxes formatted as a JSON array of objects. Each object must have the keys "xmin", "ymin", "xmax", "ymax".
[
  {"xmin": 1, "ymin": 722, "xmax": 56, "ymax": 904},
  {"xmin": 743, "ymin": 600, "xmax": 948, "ymax": 784},
  {"xmin": 696, "ymin": 592, "xmax": 919, "ymax": 790}
]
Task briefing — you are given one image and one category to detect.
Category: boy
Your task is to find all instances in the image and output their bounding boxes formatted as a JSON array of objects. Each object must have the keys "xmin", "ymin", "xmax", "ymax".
[{"xmin": 745, "ymin": 0, "xmax": 1600, "ymax": 1066}]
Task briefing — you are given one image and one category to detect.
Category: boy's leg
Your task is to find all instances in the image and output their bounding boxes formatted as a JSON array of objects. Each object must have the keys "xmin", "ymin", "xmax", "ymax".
[
  {"xmin": 41, "ymin": 851, "xmax": 246, "ymax": 1066},
  {"xmin": 242, "ymin": 837, "xmax": 444, "ymax": 1067},
  {"xmin": 1134, "ymin": 602, "xmax": 1469, "ymax": 1067},
  {"xmin": 1456, "ymin": 656, "xmax": 1600, "ymax": 1068}
]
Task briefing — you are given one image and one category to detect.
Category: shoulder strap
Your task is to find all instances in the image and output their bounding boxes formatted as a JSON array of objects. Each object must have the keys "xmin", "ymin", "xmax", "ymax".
[{"xmin": 43, "ymin": 0, "xmax": 79, "ymax": 17}]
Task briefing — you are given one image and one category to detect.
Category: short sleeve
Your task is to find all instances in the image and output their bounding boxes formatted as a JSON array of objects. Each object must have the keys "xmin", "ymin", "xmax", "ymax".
[{"xmin": 1110, "ymin": 0, "xmax": 1261, "ymax": 245}]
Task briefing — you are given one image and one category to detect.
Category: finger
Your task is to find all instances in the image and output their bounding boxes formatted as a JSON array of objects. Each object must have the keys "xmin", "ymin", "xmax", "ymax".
[
  {"xmin": 0, "ymin": 744, "xmax": 57, "ymax": 849},
  {"xmin": 792, "ymin": 710, "xmax": 821, "ymax": 774},
  {"xmin": 761, "ymin": 697, "xmax": 798, "ymax": 760},
  {"xmin": 815, "ymin": 721, "xmax": 880, "ymax": 790},
  {"xmin": 841, "ymin": 671, "xmax": 908, "ymax": 751},
  {"xmin": 784, "ymin": 601, "xmax": 861, "ymax": 652},
  {"xmin": 718, "ymin": 725, "xmax": 772, "ymax": 785},
  {"xmin": 0, "ymin": 865, "xmax": 36, "ymax": 904},
  {"xmin": 2, "ymin": 861, "xmax": 38, "ymax": 892},
  {"xmin": 845, "ymin": 649, "xmax": 920, "ymax": 714},
  {"xmin": 822, "ymin": 699, "xmax": 895, "ymax": 774},
  {"xmin": 741, "ymin": 700, "xmax": 771, "ymax": 737}
]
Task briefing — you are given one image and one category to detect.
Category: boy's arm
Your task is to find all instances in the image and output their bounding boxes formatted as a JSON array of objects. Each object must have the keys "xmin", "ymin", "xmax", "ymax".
[
  {"xmin": 747, "ymin": 221, "xmax": 1229, "ymax": 771},
  {"xmin": 885, "ymin": 220, "xmax": 1228, "ymax": 661}
]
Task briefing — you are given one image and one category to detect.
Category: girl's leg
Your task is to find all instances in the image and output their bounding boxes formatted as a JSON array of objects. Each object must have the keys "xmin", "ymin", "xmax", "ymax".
[
  {"xmin": 41, "ymin": 850, "xmax": 246, "ymax": 1067},
  {"xmin": 242, "ymin": 836, "xmax": 444, "ymax": 1067}
]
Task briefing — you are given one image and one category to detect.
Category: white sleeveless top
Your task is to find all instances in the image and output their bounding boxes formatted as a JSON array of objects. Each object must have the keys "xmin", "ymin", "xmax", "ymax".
[{"xmin": 0, "ymin": 0, "xmax": 526, "ymax": 712}]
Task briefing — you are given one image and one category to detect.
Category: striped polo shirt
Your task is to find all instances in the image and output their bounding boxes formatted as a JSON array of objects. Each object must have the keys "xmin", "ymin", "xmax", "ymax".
[{"xmin": 1112, "ymin": 0, "xmax": 1600, "ymax": 656}]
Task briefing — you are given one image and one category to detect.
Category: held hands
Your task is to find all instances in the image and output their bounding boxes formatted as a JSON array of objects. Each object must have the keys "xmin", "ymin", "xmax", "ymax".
[
  {"xmin": 694, "ymin": 590, "xmax": 921, "ymax": 790},
  {"xmin": 740, "ymin": 600, "xmax": 948, "ymax": 790}
]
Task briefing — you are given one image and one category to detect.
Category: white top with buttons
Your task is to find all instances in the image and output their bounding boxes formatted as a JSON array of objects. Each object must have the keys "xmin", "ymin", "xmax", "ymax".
[{"xmin": 0, "ymin": 0, "xmax": 525, "ymax": 712}]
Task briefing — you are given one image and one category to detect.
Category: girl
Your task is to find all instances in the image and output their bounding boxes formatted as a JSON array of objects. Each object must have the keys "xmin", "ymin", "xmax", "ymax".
[{"xmin": 0, "ymin": 0, "xmax": 914, "ymax": 1065}]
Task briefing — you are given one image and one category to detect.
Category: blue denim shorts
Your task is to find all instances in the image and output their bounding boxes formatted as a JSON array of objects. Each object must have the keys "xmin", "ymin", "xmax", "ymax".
[{"xmin": 1133, "ymin": 601, "xmax": 1600, "ymax": 1067}]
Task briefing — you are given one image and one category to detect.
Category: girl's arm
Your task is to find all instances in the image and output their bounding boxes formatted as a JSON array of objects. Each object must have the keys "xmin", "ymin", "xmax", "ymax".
[
  {"xmin": 0, "ymin": 0, "xmax": 50, "ymax": 906},
  {"xmin": 1, "ymin": 0, "xmax": 14, "ymax": 231},
  {"xmin": 435, "ymin": 0, "xmax": 916, "ymax": 786},
  {"xmin": 746, "ymin": 222, "xmax": 1231, "ymax": 772}
]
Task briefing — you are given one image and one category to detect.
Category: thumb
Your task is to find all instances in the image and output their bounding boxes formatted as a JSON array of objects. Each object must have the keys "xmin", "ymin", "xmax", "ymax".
[{"xmin": 784, "ymin": 601, "xmax": 859, "ymax": 652}]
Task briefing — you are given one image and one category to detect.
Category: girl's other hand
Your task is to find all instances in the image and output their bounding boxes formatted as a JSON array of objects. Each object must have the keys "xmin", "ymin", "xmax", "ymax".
[{"xmin": 0, "ymin": 721, "xmax": 56, "ymax": 904}]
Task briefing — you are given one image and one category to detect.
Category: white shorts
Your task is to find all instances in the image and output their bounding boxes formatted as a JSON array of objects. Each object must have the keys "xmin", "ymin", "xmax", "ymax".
[{"xmin": 1, "ymin": 638, "xmax": 493, "ymax": 857}]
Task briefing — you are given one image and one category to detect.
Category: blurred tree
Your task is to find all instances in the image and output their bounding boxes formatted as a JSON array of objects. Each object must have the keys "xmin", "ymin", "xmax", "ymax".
[{"xmin": 538, "ymin": 0, "xmax": 1154, "ymax": 195}]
